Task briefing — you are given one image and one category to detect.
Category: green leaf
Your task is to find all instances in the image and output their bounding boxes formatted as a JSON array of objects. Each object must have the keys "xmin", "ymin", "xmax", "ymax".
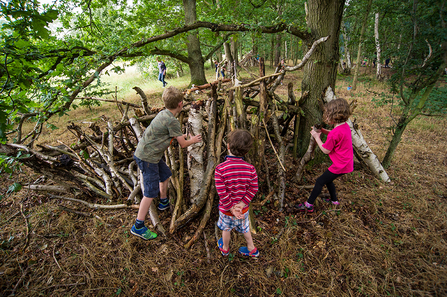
[
  {"xmin": 7, "ymin": 182, "xmax": 22, "ymax": 194},
  {"xmin": 80, "ymin": 150, "xmax": 90, "ymax": 159}
]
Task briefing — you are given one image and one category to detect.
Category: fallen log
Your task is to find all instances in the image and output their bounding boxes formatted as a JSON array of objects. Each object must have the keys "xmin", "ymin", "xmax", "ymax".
[{"xmin": 185, "ymin": 79, "xmax": 231, "ymax": 94}]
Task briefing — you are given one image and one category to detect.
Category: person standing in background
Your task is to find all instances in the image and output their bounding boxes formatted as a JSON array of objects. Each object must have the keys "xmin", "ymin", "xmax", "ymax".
[{"xmin": 157, "ymin": 57, "xmax": 167, "ymax": 87}]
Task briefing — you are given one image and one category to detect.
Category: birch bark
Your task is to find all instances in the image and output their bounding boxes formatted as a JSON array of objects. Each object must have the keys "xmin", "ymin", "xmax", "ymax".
[
  {"xmin": 374, "ymin": 12, "xmax": 382, "ymax": 79},
  {"xmin": 187, "ymin": 102, "xmax": 205, "ymax": 204}
]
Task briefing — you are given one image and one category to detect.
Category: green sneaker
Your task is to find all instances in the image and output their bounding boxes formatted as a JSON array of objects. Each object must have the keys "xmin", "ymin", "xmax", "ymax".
[{"xmin": 130, "ymin": 225, "xmax": 157, "ymax": 240}]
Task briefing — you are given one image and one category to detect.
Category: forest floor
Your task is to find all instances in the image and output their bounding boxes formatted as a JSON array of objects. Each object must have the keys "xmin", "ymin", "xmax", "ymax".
[{"xmin": 1, "ymin": 67, "xmax": 447, "ymax": 296}]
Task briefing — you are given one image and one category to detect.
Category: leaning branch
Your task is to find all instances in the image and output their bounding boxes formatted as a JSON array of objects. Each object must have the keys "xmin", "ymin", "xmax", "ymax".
[
  {"xmin": 76, "ymin": 97, "xmax": 142, "ymax": 108},
  {"xmin": 49, "ymin": 195, "xmax": 137, "ymax": 209},
  {"xmin": 285, "ymin": 36, "xmax": 330, "ymax": 71}
]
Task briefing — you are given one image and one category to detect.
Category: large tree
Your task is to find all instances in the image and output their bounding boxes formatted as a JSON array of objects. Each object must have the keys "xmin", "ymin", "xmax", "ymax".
[
  {"xmin": 297, "ymin": 0, "xmax": 346, "ymax": 155},
  {"xmin": 183, "ymin": 0, "xmax": 207, "ymax": 85}
]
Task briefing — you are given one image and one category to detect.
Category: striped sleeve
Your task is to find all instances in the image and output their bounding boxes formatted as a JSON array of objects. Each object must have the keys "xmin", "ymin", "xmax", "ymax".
[
  {"xmin": 241, "ymin": 166, "xmax": 258, "ymax": 206},
  {"xmin": 214, "ymin": 166, "xmax": 232, "ymax": 211}
]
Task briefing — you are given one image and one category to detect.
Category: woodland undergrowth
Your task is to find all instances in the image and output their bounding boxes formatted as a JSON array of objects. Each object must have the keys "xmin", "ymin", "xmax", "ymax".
[{"xmin": 1, "ymin": 69, "xmax": 447, "ymax": 296}]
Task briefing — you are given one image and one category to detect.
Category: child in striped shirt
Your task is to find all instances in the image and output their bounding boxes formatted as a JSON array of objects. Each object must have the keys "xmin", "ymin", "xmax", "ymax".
[{"xmin": 215, "ymin": 129, "xmax": 259, "ymax": 257}]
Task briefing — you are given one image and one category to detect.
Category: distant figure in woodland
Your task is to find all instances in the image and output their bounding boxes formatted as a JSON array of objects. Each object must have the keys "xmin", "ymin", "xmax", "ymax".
[
  {"xmin": 295, "ymin": 98, "xmax": 353, "ymax": 213},
  {"xmin": 214, "ymin": 60, "xmax": 219, "ymax": 80},
  {"xmin": 385, "ymin": 58, "xmax": 391, "ymax": 68},
  {"xmin": 361, "ymin": 58, "xmax": 368, "ymax": 66},
  {"xmin": 157, "ymin": 57, "xmax": 167, "ymax": 87},
  {"xmin": 220, "ymin": 62, "xmax": 226, "ymax": 78},
  {"xmin": 214, "ymin": 60, "xmax": 225, "ymax": 80},
  {"xmin": 131, "ymin": 87, "xmax": 202, "ymax": 240},
  {"xmin": 215, "ymin": 129, "xmax": 259, "ymax": 257}
]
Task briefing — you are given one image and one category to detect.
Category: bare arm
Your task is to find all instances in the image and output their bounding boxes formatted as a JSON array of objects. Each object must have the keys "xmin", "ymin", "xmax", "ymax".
[
  {"xmin": 310, "ymin": 128, "xmax": 331, "ymax": 154},
  {"xmin": 176, "ymin": 133, "xmax": 202, "ymax": 148},
  {"xmin": 321, "ymin": 128, "xmax": 330, "ymax": 135}
]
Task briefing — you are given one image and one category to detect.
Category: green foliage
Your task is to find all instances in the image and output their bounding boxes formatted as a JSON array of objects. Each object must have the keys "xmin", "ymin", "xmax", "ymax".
[
  {"xmin": 417, "ymin": 87, "xmax": 447, "ymax": 116},
  {"xmin": 7, "ymin": 182, "xmax": 22, "ymax": 195},
  {"xmin": 0, "ymin": 2, "xmax": 58, "ymax": 142},
  {"xmin": 0, "ymin": 151, "xmax": 27, "ymax": 177},
  {"xmin": 344, "ymin": 0, "xmax": 447, "ymax": 167}
]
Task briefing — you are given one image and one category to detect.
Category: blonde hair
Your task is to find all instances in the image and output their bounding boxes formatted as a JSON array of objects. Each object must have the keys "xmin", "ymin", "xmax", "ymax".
[
  {"xmin": 162, "ymin": 86, "xmax": 183, "ymax": 109},
  {"xmin": 323, "ymin": 98, "xmax": 351, "ymax": 124}
]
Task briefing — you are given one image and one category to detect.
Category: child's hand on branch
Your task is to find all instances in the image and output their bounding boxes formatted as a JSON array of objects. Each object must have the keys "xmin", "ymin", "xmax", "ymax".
[{"xmin": 310, "ymin": 127, "xmax": 321, "ymax": 139}]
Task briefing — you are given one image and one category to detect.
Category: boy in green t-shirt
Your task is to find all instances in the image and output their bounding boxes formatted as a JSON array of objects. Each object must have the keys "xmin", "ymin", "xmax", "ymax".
[{"xmin": 131, "ymin": 86, "xmax": 202, "ymax": 240}]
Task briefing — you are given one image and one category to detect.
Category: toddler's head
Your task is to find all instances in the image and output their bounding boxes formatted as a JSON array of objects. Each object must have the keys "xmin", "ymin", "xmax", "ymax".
[
  {"xmin": 323, "ymin": 98, "xmax": 351, "ymax": 124},
  {"xmin": 228, "ymin": 129, "xmax": 253, "ymax": 157}
]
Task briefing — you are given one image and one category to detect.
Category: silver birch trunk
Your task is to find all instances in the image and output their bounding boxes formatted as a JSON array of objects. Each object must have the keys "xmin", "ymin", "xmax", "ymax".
[
  {"xmin": 341, "ymin": 22, "xmax": 352, "ymax": 69},
  {"xmin": 324, "ymin": 87, "xmax": 390, "ymax": 182},
  {"xmin": 352, "ymin": 0, "xmax": 373, "ymax": 90},
  {"xmin": 187, "ymin": 102, "xmax": 205, "ymax": 204},
  {"xmin": 374, "ymin": 12, "xmax": 382, "ymax": 79}
]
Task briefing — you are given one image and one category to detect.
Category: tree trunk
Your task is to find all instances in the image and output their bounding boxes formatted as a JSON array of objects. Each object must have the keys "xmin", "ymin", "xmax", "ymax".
[
  {"xmin": 298, "ymin": 0, "xmax": 346, "ymax": 157},
  {"xmin": 382, "ymin": 117, "xmax": 408, "ymax": 170},
  {"xmin": 251, "ymin": 58, "xmax": 267, "ymax": 171},
  {"xmin": 341, "ymin": 22, "xmax": 352, "ymax": 72},
  {"xmin": 183, "ymin": 0, "xmax": 207, "ymax": 86},
  {"xmin": 374, "ymin": 12, "xmax": 382, "ymax": 79},
  {"xmin": 382, "ymin": 82, "xmax": 438, "ymax": 168},
  {"xmin": 187, "ymin": 101, "xmax": 205, "ymax": 203},
  {"xmin": 352, "ymin": 0, "xmax": 373, "ymax": 90},
  {"xmin": 231, "ymin": 37, "xmax": 238, "ymax": 69},
  {"xmin": 274, "ymin": 34, "xmax": 282, "ymax": 66},
  {"xmin": 224, "ymin": 42, "xmax": 234, "ymax": 81}
]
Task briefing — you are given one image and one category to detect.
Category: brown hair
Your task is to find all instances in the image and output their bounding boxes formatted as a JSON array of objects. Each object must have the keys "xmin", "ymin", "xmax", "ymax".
[
  {"xmin": 162, "ymin": 86, "xmax": 183, "ymax": 110},
  {"xmin": 228, "ymin": 129, "xmax": 253, "ymax": 157},
  {"xmin": 323, "ymin": 98, "xmax": 351, "ymax": 124}
]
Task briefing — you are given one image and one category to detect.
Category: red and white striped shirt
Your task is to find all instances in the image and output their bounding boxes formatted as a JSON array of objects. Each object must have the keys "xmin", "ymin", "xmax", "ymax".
[{"xmin": 215, "ymin": 156, "xmax": 258, "ymax": 215}]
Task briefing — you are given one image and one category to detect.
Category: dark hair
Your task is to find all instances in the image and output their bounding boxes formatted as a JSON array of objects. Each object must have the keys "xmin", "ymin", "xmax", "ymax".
[
  {"xmin": 228, "ymin": 129, "xmax": 253, "ymax": 157},
  {"xmin": 162, "ymin": 86, "xmax": 183, "ymax": 109},
  {"xmin": 323, "ymin": 98, "xmax": 351, "ymax": 124}
]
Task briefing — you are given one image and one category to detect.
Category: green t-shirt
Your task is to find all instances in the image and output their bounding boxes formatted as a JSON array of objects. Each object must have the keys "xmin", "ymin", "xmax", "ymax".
[{"xmin": 134, "ymin": 109, "xmax": 183, "ymax": 163}]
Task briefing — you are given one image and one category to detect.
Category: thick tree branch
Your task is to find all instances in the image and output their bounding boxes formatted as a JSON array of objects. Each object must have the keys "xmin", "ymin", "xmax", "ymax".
[{"xmin": 204, "ymin": 33, "xmax": 233, "ymax": 61}]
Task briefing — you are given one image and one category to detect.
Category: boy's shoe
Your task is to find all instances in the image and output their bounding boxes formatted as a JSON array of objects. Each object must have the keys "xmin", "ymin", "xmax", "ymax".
[
  {"xmin": 238, "ymin": 246, "xmax": 259, "ymax": 257},
  {"xmin": 295, "ymin": 202, "xmax": 314, "ymax": 213},
  {"xmin": 321, "ymin": 197, "xmax": 340, "ymax": 205},
  {"xmin": 157, "ymin": 199, "xmax": 170, "ymax": 211},
  {"xmin": 130, "ymin": 225, "xmax": 157, "ymax": 240},
  {"xmin": 217, "ymin": 238, "xmax": 229, "ymax": 256}
]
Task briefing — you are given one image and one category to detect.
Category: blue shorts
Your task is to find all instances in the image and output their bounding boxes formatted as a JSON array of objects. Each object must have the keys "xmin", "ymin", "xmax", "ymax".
[
  {"xmin": 217, "ymin": 211, "xmax": 250, "ymax": 234},
  {"xmin": 134, "ymin": 155, "xmax": 172, "ymax": 198}
]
